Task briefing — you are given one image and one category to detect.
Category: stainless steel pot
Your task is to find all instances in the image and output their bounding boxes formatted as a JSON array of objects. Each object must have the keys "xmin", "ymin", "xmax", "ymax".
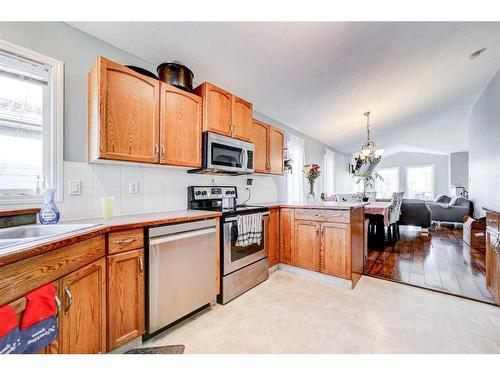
[{"xmin": 156, "ymin": 61, "xmax": 194, "ymax": 92}]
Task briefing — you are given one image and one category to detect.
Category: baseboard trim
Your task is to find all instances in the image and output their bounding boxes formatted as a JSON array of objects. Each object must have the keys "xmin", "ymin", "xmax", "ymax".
[{"xmin": 276, "ymin": 263, "xmax": 353, "ymax": 289}]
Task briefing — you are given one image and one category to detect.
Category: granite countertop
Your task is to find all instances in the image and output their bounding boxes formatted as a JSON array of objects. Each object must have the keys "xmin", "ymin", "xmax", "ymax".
[
  {"xmin": 255, "ymin": 201, "xmax": 369, "ymax": 210},
  {"xmin": 0, "ymin": 209, "xmax": 220, "ymax": 267}
]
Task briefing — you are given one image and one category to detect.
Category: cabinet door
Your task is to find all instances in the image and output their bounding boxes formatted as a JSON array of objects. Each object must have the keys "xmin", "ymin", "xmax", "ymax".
[
  {"xmin": 97, "ymin": 57, "xmax": 160, "ymax": 163},
  {"xmin": 252, "ymin": 119, "xmax": 269, "ymax": 173},
  {"xmin": 195, "ymin": 82, "xmax": 232, "ymax": 137},
  {"xmin": 232, "ymin": 95, "xmax": 253, "ymax": 141},
  {"xmin": 486, "ymin": 232, "xmax": 500, "ymax": 304},
  {"xmin": 320, "ymin": 222, "xmax": 351, "ymax": 279},
  {"xmin": 294, "ymin": 220, "xmax": 321, "ymax": 272},
  {"xmin": 60, "ymin": 258, "xmax": 106, "ymax": 354},
  {"xmin": 268, "ymin": 208, "xmax": 280, "ymax": 267},
  {"xmin": 160, "ymin": 82, "xmax": 202, "ymax": 167},
  {"xmin": 107, "ymin": 249, "xmax": 145, "ymax": 351},
  {"xmin": 269, "ymin": 127, "xmax": 284, "ymax": 174},
  {"xmin": 280, "ymin": 208, "xmax": 295, "ymax": 265}
]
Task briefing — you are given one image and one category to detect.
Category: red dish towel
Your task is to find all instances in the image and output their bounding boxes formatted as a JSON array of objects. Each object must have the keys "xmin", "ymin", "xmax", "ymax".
[
  {"xmin": 20, "ymin": 284, "xmax": 57, "ymax": 330},
  {"xmin": 19, "ymin": 284, "xmax": 59, "ymax": 354},
  {"xmin": 0, "ymin": 304, "xmax": 24, "ymax": 354}
]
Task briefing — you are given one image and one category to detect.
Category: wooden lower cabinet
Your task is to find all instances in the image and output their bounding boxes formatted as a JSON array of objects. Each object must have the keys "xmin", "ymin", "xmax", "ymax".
[
  {"xmin": 280, "ymin": 208, "xmax": 295, "ymax": 265},
  {"xmin": 60, "ymin": 257, "xmax": 107, "ymax": 354},
  {"xmin": 486, "ymin": 231, "xmax": 500, "ymax": 305},
  {"xmin": 320, "ymin": 222, "xmax": 350, "ymax": 279},
  {"xmin": 294, "ymin": 220, "xmax": 321, "ymax": 272},
  {"xmin": 107, "ymin": 249, "xmax": 145, "ymax": 351},
  {"xmin": 268, "ymin": 208, "xmax": 280, "ymax": 267}
]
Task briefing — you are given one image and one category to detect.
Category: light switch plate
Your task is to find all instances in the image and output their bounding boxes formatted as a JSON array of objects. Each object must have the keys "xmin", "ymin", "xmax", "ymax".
[
  {"xmin": 68, "ymin": 180, "xmax": 81, "ymax": 196},
  {"xmin": 128, "ymin": 181, "xmax": 139, "ymax": 194}
]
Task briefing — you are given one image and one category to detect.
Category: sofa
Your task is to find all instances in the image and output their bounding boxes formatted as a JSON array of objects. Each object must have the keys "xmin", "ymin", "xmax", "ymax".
[
  {"xmin": 425, "ymin": 195, "xmax": 473, "ymax": 223},
  {"xmin": 377, "ymin": 198, "xmax": 431, "ymax": 228}
]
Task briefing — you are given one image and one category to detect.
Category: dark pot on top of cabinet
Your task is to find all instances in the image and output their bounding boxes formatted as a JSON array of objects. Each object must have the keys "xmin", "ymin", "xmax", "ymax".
[{"xmin": 157, "ymin": 61, "xmax": 194, "ymax": 92}]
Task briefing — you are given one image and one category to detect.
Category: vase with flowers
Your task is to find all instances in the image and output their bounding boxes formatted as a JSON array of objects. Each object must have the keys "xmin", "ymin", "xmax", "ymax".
[{"xmin": 303, "ymin": 163, "xmax": 321, "ymax": 202}]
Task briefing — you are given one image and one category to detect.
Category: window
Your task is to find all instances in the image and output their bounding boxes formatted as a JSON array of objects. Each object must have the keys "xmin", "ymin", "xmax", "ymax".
[
  {"xmin": 323, "ymin": 149, "xmax": 335, "ymax": 197},
  {"xmin": 375, "ymin": 167, "xmax": 399, "ymax": 199},
  {"xmin": 0, "ymin": 40, "xmax": 63, "ymax": 203},
  {"xmin": 406, "ymin": 165, "xmax": 434, "ymax": 200},
  {"xmin": 286, "ymin": 134, "xmax": 305, "ymax": 201}
]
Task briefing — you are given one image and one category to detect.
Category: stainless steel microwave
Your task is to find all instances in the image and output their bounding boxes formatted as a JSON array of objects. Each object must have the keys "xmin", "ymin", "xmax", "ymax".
[{"xmin": 189, "ymin": 132, "xmax": 254, "ymax": 175}]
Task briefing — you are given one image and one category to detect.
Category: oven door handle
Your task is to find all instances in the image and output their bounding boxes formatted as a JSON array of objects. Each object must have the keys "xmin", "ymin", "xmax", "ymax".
[{"xmin": 224, "ymin": 213, "xmax": 269, "ymax": 223}]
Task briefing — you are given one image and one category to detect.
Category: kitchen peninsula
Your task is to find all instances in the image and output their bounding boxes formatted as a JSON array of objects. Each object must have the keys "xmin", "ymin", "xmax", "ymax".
[{"xmin": 264, "ymin": 202, "xmax": 367, "ymax": 288}]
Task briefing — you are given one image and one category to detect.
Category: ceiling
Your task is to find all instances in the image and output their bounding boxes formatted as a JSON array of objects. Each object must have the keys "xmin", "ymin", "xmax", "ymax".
[{"xmin": 69, "ymin": 22, "xmax": 500, "ymax": 155}]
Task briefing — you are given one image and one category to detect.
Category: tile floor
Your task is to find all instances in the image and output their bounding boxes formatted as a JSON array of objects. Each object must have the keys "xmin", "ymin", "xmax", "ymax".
[{"xmin": 141, "ymin": 270, "xmax": 500, "ymax": 354}]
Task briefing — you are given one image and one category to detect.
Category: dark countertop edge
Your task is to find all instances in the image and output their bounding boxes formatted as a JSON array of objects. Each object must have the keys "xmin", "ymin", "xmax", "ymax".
[
  {"xmin": 483, "ymin": 206, "xmax": 500, "ymax": 215},
  {"xmin": 0, "ymin": 210, "xmax": 221, "ymax": 267},
  {"xmin": 256, "ymin": 202, "xmax": 369, "ymax": 210}
]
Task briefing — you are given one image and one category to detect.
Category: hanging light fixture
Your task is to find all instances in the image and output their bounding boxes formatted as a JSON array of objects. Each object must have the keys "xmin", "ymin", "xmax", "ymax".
[{"xmin": 351, "ymin": 111, "xmax": 384, "ymax": 173}]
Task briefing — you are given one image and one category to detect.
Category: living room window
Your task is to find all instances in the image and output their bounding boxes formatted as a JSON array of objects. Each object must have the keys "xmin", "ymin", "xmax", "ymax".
[
  {"xmin": 406, "ymin": 165, "xmax": 434, "ymax": 200},
  {"xmin": 375, "ymin": 167, "xmax": 399, "ymax": 199},
  {"xmin": 286, "ymin": 134, "xmax": 305, "ymax": 201},
  {"xmin": 323, "ymin": 149, "xmax": 335, "ymax": 196},
  {"xmin": 0, "ymin": 39, "xmax": 63, "ymax": 204}
]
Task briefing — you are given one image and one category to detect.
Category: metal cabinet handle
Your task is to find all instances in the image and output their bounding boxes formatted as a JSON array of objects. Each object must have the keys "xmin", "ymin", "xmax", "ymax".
[
  {"xmin": 160, "ymin": 145, "xmax": 166, "ymax": 161},
  {"xmin": 55, "ymin": 295, "xmax": 61, "ymax": 317},
  {"xmin": 315, "ymin": 227, "xmax": 319, "ymax": 234},
  {"xmin": 154, "ymin": 144, "xmax": 159, "ymax": 158},
  {"xmin": 115, "ymin": 237, "xmax": 138, "ymax": 245},
  {"xmin": 138, "ymin": 257, "xmax": 144, "ymax": 276},
  {"xmin": 64, "ymin": 286, "xmax": 73, "ymax": 315}
]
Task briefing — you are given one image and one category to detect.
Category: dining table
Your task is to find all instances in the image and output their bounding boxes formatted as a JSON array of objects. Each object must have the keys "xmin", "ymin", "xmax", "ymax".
[{"xmin": 364, "ymin": 201, "xmax": 392, "ymax": 249}]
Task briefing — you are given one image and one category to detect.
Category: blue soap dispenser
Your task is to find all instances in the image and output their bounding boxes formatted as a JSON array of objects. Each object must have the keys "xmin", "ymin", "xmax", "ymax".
[{"xmin": 39, "ymin": 188, "xmax": 60, "ymax": 224}]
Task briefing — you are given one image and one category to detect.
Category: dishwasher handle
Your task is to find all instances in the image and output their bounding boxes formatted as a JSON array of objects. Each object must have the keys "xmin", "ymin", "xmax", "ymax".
[{"xmin": 149, "ymin": 227, "xmax": 216, "ymax": 246}]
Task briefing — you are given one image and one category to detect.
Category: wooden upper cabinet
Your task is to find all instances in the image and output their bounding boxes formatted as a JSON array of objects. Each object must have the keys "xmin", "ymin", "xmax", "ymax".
[
  {"xmin": 60, "ymin": 258, "xmax": 106, "ymax": 354},
  {"xmin": 107, "ymin": 249, "xmax": 145, "ymax": 351},
  {"xmin": 194, "ymin": 82, "xmax": 232, "ymax": 137},
  {"xmin": 160, "ymin": 82, "xmax": 202, "ymax": 167},
  {"xmin": 89, "ymin": 57, "xmax": 160, "ymax": 163},
  {"xmin": 280, "ymin": 208, "xmax": 295, "ymax": 265},
  {"xmin": 269, "ymin": 127, "xmax": 284, "ymax": 174},
  {"xmin": 232, "ymin": 95, "xmax": 253, "ymax": 141},
  {"xmin": 294, "ymin": 220, "xmax": 321, "ymax": 272},
  {"xmin": 252, "ymin": 119, "xmax": 270, "ymax": 173},
  {"xmin": 320, "ymin": 222, "xmax": 350, "ymax": 279}
]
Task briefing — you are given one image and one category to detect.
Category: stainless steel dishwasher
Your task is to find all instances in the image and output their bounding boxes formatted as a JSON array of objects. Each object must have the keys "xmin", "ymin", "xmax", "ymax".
[{"xmin": 147, "ymin": 219, "xmax": 217, "ymax": 336}]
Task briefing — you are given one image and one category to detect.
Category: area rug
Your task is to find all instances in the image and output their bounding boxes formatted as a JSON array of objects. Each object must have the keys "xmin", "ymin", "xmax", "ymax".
[{"xmin": 124, "ymin": 345, "xmax": 185, "ymax": 354}]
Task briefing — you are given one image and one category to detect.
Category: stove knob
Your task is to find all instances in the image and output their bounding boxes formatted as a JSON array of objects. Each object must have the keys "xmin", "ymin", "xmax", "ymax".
[
  {"xmin": 231, "ymin": 190, "xmax": 235, "ymax": 194},
  {"xmin": 202, "ymin": 191, "xmax": 207, "ymax": 196},
  {"xmin": 195, "ymin": 191, "xmax": 201, "ymax": 196},
  {"xmin": 225, "ymin": 191, "xmax": 230, "ymax": 195}
]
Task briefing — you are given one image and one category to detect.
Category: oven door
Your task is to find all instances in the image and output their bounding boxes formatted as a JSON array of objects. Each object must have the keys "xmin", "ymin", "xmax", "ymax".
[
  {"xmin": 223, "ymin": 213, "xmax": 269, "ymax": 275},
  {"xmin": 206, "ymin": 133, "xmax": 250, "ymax": 173}
]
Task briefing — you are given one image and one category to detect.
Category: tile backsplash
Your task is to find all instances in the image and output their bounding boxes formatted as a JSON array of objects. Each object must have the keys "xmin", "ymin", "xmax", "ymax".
[{"xmin": 40, "ymin": 161, "xmax": 282, "ymax": 220}]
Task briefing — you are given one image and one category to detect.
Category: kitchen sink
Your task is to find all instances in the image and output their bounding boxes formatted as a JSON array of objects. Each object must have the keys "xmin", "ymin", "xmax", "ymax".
[{"xmin": 0, "ymin": 223, "xmax": 100, "ymax": 249}]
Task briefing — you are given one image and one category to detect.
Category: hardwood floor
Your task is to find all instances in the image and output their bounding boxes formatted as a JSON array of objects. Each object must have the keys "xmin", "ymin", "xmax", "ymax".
[{"xmin": 365, "ymin": 225, "xmax": 495, "ymax": 304}]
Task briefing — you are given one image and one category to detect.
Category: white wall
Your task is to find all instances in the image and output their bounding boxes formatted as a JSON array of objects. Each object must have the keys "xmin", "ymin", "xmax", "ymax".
[
  {"xmin": 449, "ymin": 151, "xmax": 469, "ymax": 190},
  {"xmin": 375, "ymin": 151, "xmax": 450, "ymax": 198},
  {"xmin": 469, "ymin": 68, "xmax": 500, "ymax": 217}
]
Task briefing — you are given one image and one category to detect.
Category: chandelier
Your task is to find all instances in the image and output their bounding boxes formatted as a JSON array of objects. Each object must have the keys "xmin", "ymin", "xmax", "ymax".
[{"xmin": 352, "ymin": 111, "xmax": 384, "ymax": 173}]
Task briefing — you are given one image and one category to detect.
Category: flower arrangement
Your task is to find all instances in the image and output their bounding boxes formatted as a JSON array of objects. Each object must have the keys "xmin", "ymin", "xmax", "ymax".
[{"xmin": 303, "ymin": 163, "xmax": 321, "ymax": 199}]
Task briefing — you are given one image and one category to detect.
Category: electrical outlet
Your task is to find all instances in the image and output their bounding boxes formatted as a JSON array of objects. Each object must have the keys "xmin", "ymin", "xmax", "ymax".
[
  {"xmin": 128, "ymin": 181, "xmax": 139, "ymax": 194},
  {"xmin": 68, "ymin": 180, "xmax": 81, "ymax": 196}
]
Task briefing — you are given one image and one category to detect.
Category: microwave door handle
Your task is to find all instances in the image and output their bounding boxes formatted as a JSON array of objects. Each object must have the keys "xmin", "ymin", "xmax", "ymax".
[
  {"xmin": 240, "ymin": 149, "xmax": 245, "ymax": 168},
  {"xmin": 243, "ymin": 149, "xmax": 248, "ymax": 169}
]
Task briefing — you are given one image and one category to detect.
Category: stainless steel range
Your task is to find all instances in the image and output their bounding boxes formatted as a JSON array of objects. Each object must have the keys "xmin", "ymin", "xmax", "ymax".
[{"xmin": 188, "ymin": 186, "xmax": 269, "ymax": 304}]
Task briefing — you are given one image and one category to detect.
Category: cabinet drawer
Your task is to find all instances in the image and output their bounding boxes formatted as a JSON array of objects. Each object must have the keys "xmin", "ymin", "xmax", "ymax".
[
  {"xmin": 294, "ymin": 209, "xmax": 350, "ymax": 223},
  {"xmin": 108, "ymin": 229, "xmax": 144, "ymax": 254},
  {"xmin": 486, "ymin": 212, "xmax": 500, "ymax": 233}
]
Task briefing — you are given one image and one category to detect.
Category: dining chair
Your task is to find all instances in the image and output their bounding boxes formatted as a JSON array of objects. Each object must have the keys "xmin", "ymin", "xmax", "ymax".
[{"xmin": 387, "ymin": 192, "xmax": 405, "ymax": 242}]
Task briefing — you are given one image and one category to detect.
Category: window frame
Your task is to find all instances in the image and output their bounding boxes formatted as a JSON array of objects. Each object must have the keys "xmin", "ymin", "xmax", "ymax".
[
  {"xmin": 323, "ymin": 149, "xmax": 335, "ymax": 197},
  {"xmin": 405, "ymin": 164, "xmax": 435, "ymax": 200},
  {"xmin": 0, "ymin": 39, "xmax": 64, "ymax": 204},
  {"xmin": 375, "ymin": 166, "xmax": 400, "ymax": 199}
]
